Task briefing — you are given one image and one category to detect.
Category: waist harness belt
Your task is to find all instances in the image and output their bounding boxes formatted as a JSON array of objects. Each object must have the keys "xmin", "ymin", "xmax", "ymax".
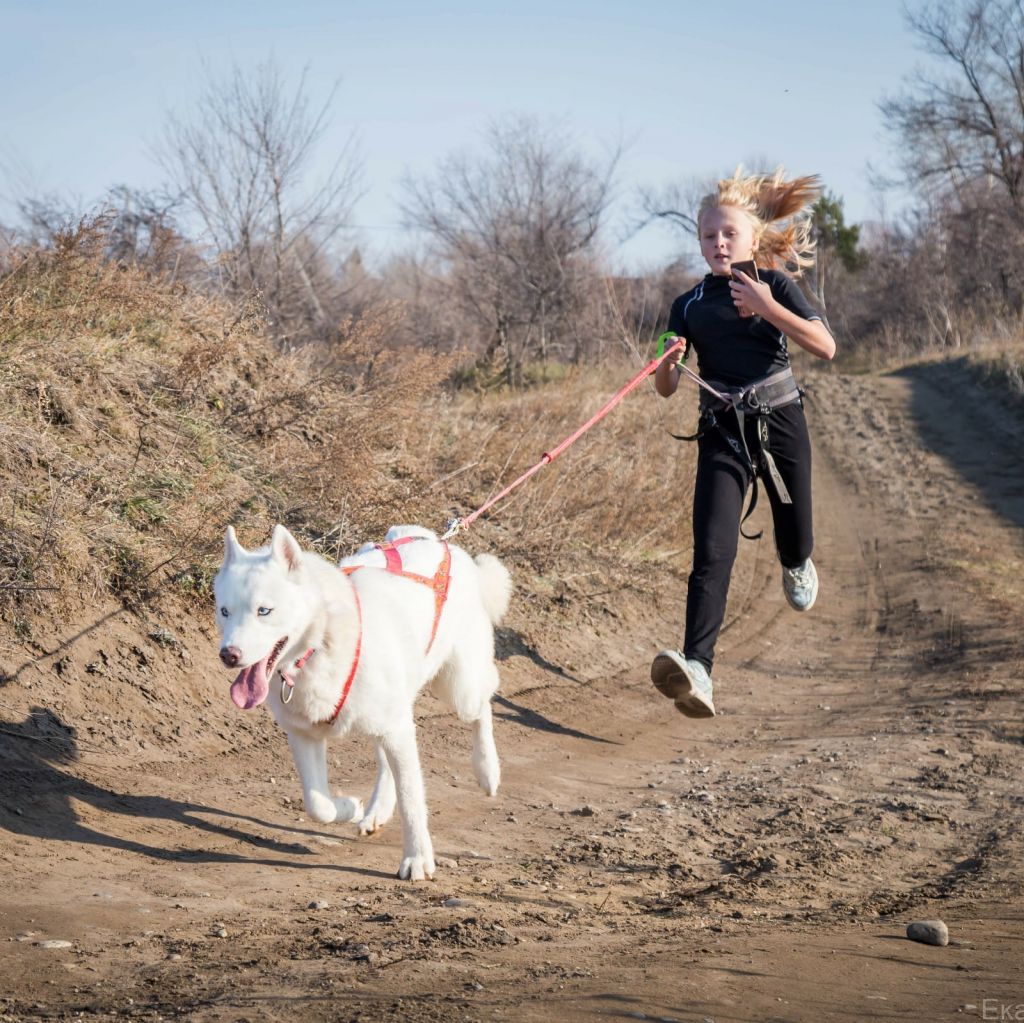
[{"xmin": 671, "ymin": 366, "xmax": 803, "ymax": 540}]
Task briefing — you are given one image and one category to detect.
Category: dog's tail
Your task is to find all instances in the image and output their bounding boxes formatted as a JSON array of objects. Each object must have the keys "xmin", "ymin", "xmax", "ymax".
[{"xmin": 474, "ymin": 554, "xmax": 512, "ymax": 625}]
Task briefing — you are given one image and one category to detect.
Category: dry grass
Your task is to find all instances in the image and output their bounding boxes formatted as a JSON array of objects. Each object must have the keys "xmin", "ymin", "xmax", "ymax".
[
  {"xmin": 0, "ymin": 220, "xmax": 446, "ymax": 621},
  {"xmin": 420, "ymin": 362, "xmax": 698, "ymax": 571},
  {"xmin": 964, "ymin": 342, "xmax": 1024, "ymax": 408},
  {"xmin": 0, "ymin": 219, "xmax": 698, "ymax": 637},
  {"xmin": 833, "ymin": 300, "xmax": 1024, "ymax": 377}
]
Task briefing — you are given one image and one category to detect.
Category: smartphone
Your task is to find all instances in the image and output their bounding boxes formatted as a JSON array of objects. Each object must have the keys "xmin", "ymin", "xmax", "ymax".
[{"xmin": 731, "ymin": 260, "xmax": 759, "ymax": 282}]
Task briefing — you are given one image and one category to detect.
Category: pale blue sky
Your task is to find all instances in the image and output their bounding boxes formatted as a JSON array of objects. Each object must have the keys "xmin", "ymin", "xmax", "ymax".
[{"xmin": 2, "ymin": 0, "xmax": 922, "ymax": 271}]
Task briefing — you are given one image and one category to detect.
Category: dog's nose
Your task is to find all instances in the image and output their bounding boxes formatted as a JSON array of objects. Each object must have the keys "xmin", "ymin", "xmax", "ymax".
[{"xmin": 220, "ymin": 645, "xmax": 242, "ymax": 668}]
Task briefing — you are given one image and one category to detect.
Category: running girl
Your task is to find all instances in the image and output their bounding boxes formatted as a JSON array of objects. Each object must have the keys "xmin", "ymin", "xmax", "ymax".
[{"xmin": 651, "ymin": 167, "xmax": 836, "ymax": 719}]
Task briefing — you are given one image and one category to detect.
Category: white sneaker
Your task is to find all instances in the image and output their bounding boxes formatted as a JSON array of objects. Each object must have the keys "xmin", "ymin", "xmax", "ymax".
[
  {"xmin": 651, "ymin": 650, "xmax": 716, "ymax": 719},
  {"xmin": 782, "ymin": 558, "xmax": 818, "ymax": 611}
]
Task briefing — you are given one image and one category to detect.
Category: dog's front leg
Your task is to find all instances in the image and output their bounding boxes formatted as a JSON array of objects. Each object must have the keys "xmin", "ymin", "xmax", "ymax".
[
  {"xmin": 359, "ymin": 741, "xmax": 397, "ymax": 836},
  {"xmin": 287, "ymin": 731, "xmax": 363, "ymax": 825},
  {"xmin": 380, "ymin": 721, "xmax": 435, "ymax": 880}
]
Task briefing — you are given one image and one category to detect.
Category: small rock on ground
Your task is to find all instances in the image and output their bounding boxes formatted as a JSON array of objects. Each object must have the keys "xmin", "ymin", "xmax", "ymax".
[{"xmin": 906, "ymin": 920, "xmax": 949, "ymax": 946}]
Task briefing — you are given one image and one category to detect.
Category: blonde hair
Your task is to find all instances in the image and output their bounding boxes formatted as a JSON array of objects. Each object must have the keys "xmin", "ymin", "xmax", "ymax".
[{"xmin": 697, "ymin": 167, "xmax": 822, "ymax": 276}]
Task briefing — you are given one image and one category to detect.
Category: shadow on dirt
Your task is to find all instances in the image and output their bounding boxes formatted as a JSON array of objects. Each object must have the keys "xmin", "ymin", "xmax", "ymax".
[
  {"xmin": 495, "ymin": 627, "xmax": 583, "ymax": 683},
  {"xmin": 589, "ymin": 993, "xmax": 769, "ymax": 1023},
  {"xmin": 0, "ymin": 608, "xmax": 128, "ymax": 688},
  {"xmin": 0, "ymin": 707, "xmax": 390, "ymax": 877},
  {"xmin": 493, "ymin": 694, "xmax": 620, "ymax": 745},
  {"xmin": 897, "ymin": 360, "xmax": 1024, "ymax": 530}
]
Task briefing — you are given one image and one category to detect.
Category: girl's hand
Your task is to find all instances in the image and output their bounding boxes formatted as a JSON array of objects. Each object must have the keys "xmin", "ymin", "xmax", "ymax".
[
  {"xmin": 729, "ymin": 271, "xmax": 773, "ymax": 319},
  {"xmin": 654, "ymin": 338, "xmax": 686, "ymax": 397}
]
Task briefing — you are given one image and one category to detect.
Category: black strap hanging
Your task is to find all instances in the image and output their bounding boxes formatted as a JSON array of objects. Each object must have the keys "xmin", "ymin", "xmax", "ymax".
[{"xmin": 668, "ymin": 367, "xmax": 802, "ymax": 541}]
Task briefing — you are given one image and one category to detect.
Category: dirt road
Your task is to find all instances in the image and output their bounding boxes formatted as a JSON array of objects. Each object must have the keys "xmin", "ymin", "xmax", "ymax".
[{"xmin": 1, "ymin": 362, "xmax": 1022, "ymax": 1022}]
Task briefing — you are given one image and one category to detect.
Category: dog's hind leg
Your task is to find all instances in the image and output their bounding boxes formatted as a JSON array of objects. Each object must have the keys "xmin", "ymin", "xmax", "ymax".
[
  {"xmin": 471, "ymin": 697, "xmax": 501, "ymax": 797},
  {"xmin": 287, "ymin": 731, "xmax": 363, "ymax": 825},
  {"xmin": 380, "ymin": 718, "xmax": 435, "ymax": 881},
  {"xmin": 437, "ymin": 645, "xmax": 501, "ymax": 798},
  {"xmin": 358, "ymin": 741, "xmax": 397, "ymax": 836}
]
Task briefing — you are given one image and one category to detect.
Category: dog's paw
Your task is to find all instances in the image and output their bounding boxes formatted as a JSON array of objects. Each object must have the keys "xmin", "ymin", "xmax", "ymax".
[
  {"xmin": 397, "ymin": 854, "xmax": 436, "ymax": 881},
  {"xmin": 358, "ymin": 811, "xmax": 391, "ymax": 836},
  {"xmin": 358, "ymin": 801, "xmax": 395, "ymax": 836},
  {"xmin": 333, "ymin": 795, "xmax": 363, "ymax": 824},
  {"xmin": 473, "ymin": 754, "xmax": 501, "ymax": 798},
  {"xmin": 305, "ymin": 792, "xmax": 340, "ymax": 824},
  {"xmin": 358, "ymin": 806, "xmax": 393, "ymax": 839}
]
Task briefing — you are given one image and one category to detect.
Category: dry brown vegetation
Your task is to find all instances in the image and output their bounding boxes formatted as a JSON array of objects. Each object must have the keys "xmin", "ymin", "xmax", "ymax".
[
  {"xmin": 821, "ymin": 2, "xmax": 1024, "ymax": 362},
  {"xmin": 0, "ymin": 221, "xmax": 696, "ymax": 640},
  {"xmin": 0, "ymin": 222, "xmax": 444, "ymax": 622},
  {"xmin": 965, "ymin": 342, "xmax": 1024, "ymax": 408}
]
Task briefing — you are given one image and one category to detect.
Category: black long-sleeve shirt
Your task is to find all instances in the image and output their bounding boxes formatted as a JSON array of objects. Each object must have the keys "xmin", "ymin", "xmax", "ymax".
[{"xmin": 667, "ymin": 270, "xmax": 825, "ymax": 388}]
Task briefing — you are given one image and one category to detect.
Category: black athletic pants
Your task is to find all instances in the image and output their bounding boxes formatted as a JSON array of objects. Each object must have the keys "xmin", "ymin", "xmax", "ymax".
[{"xmin": 683, "ymin": 401, "xmax": 814, "ymax": 673}]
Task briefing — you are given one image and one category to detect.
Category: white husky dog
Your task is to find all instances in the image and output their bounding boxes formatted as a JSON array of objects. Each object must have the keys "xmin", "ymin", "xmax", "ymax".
[{"xmin": 214, "ymin": 523, "xmax": 511, "ymax": 880}]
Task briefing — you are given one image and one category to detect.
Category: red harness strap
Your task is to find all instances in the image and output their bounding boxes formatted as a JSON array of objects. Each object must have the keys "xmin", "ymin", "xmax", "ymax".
[
  {"xmin": 278, "ymin": 591, "xmax": 362, "ymax": 725},
  {"xmin": 324, "ymin": 588, "xmax": 362, "ymax": 724},
  {"xmin": 343, "ymin": 537, "xmax": 452, "ymax": 654},
  {"xmin": 290, "ymin": 538, "xmax": 448, "ymax": 726}
]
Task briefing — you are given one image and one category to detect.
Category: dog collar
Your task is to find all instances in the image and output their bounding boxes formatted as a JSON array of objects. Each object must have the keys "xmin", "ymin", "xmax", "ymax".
[{"xmin": 276, "ymin": 590, "xmax": 363, "ymax": 723}]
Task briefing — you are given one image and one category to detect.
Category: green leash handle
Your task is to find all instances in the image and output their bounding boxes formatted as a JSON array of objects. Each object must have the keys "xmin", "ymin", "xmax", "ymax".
[{"xmin": 657, "ymin": 331, "xmax": 686, "ymax": 360}]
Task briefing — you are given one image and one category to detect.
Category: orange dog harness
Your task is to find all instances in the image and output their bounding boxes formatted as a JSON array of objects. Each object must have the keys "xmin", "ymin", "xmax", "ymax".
[
  {"xmin": 278, "ymin": 537, "xmax": 453, "ymax": 724},
  {"xmin": 350, "ymin": 536, "xmax": 452, "ymax": 653}
]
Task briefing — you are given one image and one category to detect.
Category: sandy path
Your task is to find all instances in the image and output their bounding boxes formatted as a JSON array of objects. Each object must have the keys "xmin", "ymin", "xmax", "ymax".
[{"xmin": 0, "ymin": 364, "xmax": 1022, "ymax": 1022}]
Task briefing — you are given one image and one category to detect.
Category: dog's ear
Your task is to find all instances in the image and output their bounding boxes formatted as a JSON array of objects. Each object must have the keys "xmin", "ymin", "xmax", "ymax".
[
  {"xmin": 223, "ymin": 526, "xmax": 245, "ymax": 566},
  {"xmin": 270, "ymin": 524, "xmax": 303, "ymax": 573}
]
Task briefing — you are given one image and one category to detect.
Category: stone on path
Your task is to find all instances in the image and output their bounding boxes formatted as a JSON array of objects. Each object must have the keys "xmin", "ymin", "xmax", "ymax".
[{"xmin": 906, "ymin": 919, "xmax": 949, "ymax": 946}]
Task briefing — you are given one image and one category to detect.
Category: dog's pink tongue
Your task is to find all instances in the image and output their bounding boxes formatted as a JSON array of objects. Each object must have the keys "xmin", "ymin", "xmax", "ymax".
[{"xmin": 230, "ymin": 654, "xmax": 270, "ymax": 710}]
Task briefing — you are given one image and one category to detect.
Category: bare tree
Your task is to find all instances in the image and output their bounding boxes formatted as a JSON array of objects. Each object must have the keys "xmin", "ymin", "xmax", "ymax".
[
  {"xmin": 865, "ymin": 1, "xmax": 1024, "ymax": 324},
  {"xmin": 158, "ymin": 59, "xmax": 363, "ymax": 345},
  {"xmin": 634, "ymin": 178, "xmax": 709, "ymax": 237},
  {"xmin": 10, "ymin": 192, "xmax": 80, "ymax": 247},
  {"xmin": 100, "ymin": 186, "xmax": 203, "ymax": 278},
  {"xmin": 881, "ymin": 0, "xmax": 1024, "ymax": 220},
  {"xmin": 633, "ymin": 160, "xmax": 778, "ymax": 245},
  {"xmin": 1, "ymin": 185, "xmax": 202, "ymax": 284},
  {"xmin": 402, "ymin": 117, "xmax": 618, "ymax": 383}
]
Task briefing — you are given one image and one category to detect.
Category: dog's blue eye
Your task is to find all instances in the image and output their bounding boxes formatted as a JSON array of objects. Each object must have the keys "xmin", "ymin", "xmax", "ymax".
[
  {"xmin": 220, "ymin": 607, "xmax": 228, "ymax": 618},
  {"xmin": 258, "ymin": 607, "xmax": 272, "ymax": 616}
]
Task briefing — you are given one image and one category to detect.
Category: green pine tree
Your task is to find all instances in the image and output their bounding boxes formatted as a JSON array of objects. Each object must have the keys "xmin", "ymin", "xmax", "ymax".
[{"xmin": 810, "ymin": 192, "xmax": 867, "ymax": 305}]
